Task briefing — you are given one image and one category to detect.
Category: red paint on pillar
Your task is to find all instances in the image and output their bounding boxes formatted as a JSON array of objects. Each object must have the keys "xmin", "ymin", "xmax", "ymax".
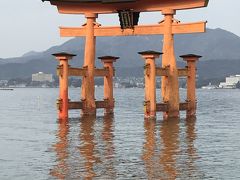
[
  {"xmin": 82, "ymin": 13, "xmax": 98, "ymax": 115},
  {"xmin": 180, "ymin": 54, "xmax": 202, "ymax": 117},
  {"xmin": 139, "ymin": 51, "xmax": 162, "ymax": 119},
  {"xmin": 98, "ymin": 56, "xmax": 119, "ymax": 115},
  {"xmin": 53, "ymin": 52, "xmax": 76, "ymax": 121},
  {"xmin": 161, "ymin": 9, "xmax": 180, "ymax": 119}
]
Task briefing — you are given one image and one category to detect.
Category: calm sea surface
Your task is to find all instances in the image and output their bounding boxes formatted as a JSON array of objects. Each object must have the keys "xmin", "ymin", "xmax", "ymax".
[{"xmin": 0, "ymin": 88, "xmax": 240, "ymax": 179}]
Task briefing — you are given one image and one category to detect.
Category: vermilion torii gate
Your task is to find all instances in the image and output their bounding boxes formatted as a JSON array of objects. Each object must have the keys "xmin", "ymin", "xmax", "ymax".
[{"xmin": 43, "ymin": 0, "xmax": 209, "ymax": 120}]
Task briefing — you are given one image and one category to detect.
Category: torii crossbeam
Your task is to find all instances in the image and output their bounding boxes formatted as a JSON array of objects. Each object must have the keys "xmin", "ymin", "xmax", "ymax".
[{"xmin": 60, "ymin": 21, "xmax": 206, "ymax": 37}]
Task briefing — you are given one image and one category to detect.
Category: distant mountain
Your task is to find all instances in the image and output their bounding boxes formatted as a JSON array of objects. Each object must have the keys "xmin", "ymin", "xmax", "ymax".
[
  {"xmin": 0, "ymin": 28, "xmax": 240, "ymax": 80},
  {"xmin": 22, "ymin": 51, "xmax": 42, "ymax": 57},
  {"xmin": 175, "ymin": 28, "xmax": 240, "ymax": 60}
]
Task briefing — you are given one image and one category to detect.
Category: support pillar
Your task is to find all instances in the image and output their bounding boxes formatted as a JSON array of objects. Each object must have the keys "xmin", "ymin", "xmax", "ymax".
[
  {"xmin": 139, "ymin": 51, "xmax": 162, "ymax": 119},
  {"xmin": 98, "ymin": 56, "xmax": 119, "ymax": 115},
  {"xmin": 53, "ymin": 52, "xmax": 76, "ymax": 121},
  {"xmin": 180, "ymin": 54, "xmax": 202, "ymax": 117},
  {"xmin": 161, "ymin": 9, "xmax": 180, "ymax": 119},
  {"xmin": 81, "ymin": 13, "xmax": 98, "ymax": 115}
]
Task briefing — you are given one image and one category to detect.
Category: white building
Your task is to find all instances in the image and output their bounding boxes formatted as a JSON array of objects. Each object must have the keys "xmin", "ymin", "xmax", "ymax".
[
  {"xmin": 0, "ymin": 80, "xmax": 8, "ymax": 86},
  {"xmin": 32, "ymin": 72, "xmax": 53, "ymax": 82},
  {"xmin": 219, "ymin": 75, "xmax": 240, "ymax": 89}
]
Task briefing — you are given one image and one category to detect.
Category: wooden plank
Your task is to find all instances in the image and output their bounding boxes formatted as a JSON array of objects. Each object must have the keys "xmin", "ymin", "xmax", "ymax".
[
  {"xmin": 57, "ymin": 67, "xmax": 87, "ymax": 77},
  {"xmin": 94, "ymin": 68, "xmax": 109, "ymax": 77},
  {"xmin": 96, "ymin": 100, "xmax": 108, "ymax": 109},
  {"xmin": 173, "ymin": 21, "xmax": 206, "ymax": 34},
  {"xmin": 178, "ymin": 68, "xmax": 188, "ymax": 77},
  {"xmin": 156, "ymin": 102, "xmax": 189, "ymax": 112},
  {"xmin": 156, "ymin": 103, "xmax": 168, "ymax": 112},
  {"xmin": 68, "ymin": 100, "xmax": 109, "ymax": 109},
  {"xmin": 60, "ymin": 21, "xmax": 206, "ymax": 37},
  {"xmin": 69, "ymin": 67, "xmax": 87, "ymax": 76},
  {"xmin": 60, "ymin": 27, "xmax": 86, "ymax": 37},
  {"xmin": 57, "ymin": 67, "xmax": 109, "ymax": 77},
  {"xmin": 179, "ymin": 102, "xmax": 189, "ymax": 111},
  {"xmin": 69, "ymin": 101, "xmax": 83, "ymax": 109},
  {"xmin": 156, "ymin": 67, "xmax": 169, "ymax": 77}
]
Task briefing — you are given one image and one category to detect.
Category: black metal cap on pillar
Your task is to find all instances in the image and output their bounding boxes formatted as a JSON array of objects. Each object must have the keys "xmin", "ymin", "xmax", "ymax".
[
  {"xmin": 52, "ymin": 52, "xmax": 76, "ymax": 58},
  {"xmin": 138, "ymin": 51, "xmax": 163, "ymax": 60},
  {"xmin": 98, "ymin": 56, "xmax": 119, "ymax": 63},
  {"xmin": 180, "ymin": 54, "xmax": 202, "ymax": 61},
  {"xmin": 52, "ymin": 52, "xmax": 76, "ymax": 61},
  {"xmin": 138, "ymin": 50, "xmax": 163, "ymax": 56}
]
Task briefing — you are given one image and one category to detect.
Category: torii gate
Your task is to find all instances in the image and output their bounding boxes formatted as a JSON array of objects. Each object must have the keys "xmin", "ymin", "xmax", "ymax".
[{"xmin": 43, "ymin": 0, "xmax": 209, "ymax": 120}]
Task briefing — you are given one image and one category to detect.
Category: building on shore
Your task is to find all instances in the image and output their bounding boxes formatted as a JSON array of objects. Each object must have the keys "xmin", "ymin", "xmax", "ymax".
[
  {"xmin": 32, "ymin": 72, "xmax": 53, "ymax": 82},
  {"xmin": 0, "ymin": 80, "xmax": 8, "ymax": 87},
  {"xmin": 201, "ymin": 82, "xmax": 218, "ymax": 89},
  {"xmin": 219, "ymin": 75, "xmax": 240, "ymax": 89}
]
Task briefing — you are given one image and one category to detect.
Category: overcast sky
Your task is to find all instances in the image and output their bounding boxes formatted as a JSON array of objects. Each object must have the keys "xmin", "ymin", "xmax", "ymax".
[{"xmin": 0, "ymin": 0, "xmax": 239, "ymax": 58}]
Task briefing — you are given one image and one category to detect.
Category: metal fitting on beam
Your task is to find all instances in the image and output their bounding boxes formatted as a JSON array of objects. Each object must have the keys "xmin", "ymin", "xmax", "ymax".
[
  {"xmin": 144, "ymin": 64, "xmax": 150, "ymax": 76},
  {"xmin": 56, "ymin": 98, "xmax": 63, "ymax": 111},
  {"xmin": 143, "ymin": 101, "xmax": 150, "ymax": 113}
]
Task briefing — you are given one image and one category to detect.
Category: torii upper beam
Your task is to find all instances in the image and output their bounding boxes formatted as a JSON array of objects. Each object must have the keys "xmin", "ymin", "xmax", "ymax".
[{"xmin": 42, "ymin": 0, "xmax": 209, "ymax": 14}]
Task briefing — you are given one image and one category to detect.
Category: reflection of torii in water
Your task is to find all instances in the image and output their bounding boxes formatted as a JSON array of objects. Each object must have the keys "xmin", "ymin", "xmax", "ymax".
[
  {"xmin": 142, "ymin": 117, "xmax": 201, "ymax": 179},
  {"xmin": 141, "ymin": 118, "xmax": 180, "ymax": 179},
  {"xmin": 44, "ymin": 0, "xmax": 208, "ymax": 119},
  {"xmin": 78, "ymin": 115, "xmax": 116, "ymax": 178},
  {"xmin": 50, "ymin": 122, "xmax": 70, "ymax": 179},
  {"xmin": 159, "ymin": 118, "xmax": 180, "ymax": 179},
  {"xmin": 50, "ymin": 115, "xmax": 116, "ymax": 179},
  {"xmin": 78, "ymin": 116, "xmax": 99, "ymax": 178}
]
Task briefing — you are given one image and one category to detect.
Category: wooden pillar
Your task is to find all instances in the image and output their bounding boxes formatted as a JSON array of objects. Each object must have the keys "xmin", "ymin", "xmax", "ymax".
[
  {"xmin": 98, "ymin": 56, "xmax": 119, "ymax": 115},
  {"xmin": 139, "ymin": 51, "xmax": 162, "ymax": 119},
  {"xmin": 180, "ymin": 54, "xmax": 202, "ymax": 117},
  {"xmin": 81, "ymin": 13, "xmax": 98, "ymax": 115},
  {"xmin": 53, "ymin": 52, "xmax": 76, "ymax": 121},
  {"xmin": 161, "ymin": 9, "xmax": 180, "ymax": 119}
]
